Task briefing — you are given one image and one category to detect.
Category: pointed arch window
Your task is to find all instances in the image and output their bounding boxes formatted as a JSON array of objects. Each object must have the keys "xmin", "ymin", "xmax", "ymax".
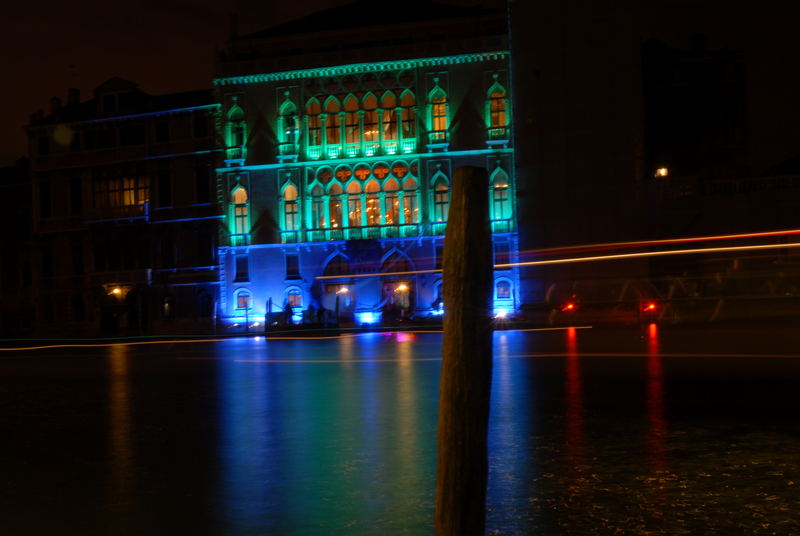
[
  {"xmin": 487, "ymin": 80, "xmax": 509, "ymax": 140},
  {"xmin": 433, "ymin": 177, "xmax": 449, "ymax": 222},
  {"xmin": 344, "ymin": 95, "xmax": 360, "ymax": 145},
  {"xmin": 283, "ymin": 184, "xmax": 299, "ymax": 231},
  {"xmin": 402, "ymin": 177, "xmax": 419, "ymax": 224},
  {"xmin": 226, "ymin": 102, "xmax": 246, "ymax": 160},
  {"xmin": 324, "ymin": 98, "xmax": 341, "ymax": 146},
  {"xmin": 279, "ymin": 100, "xmax": 298, "ymax": 150},
  {"xmin": 231, "ymin": 186, "xmax": 249, "ymax": 239},
  {"xmin": 364, "ymin": 93, "xmax": 380, "ymax": 152},
  {"xmin": 307, "ymin": 99, "xmax": 322, "ymax": 147},
  {"xmin": 346, "ymin": 181, "xmax": 362, "ymax": 227},
  {"xmin": 310, "ymin": 185, "xmax": 325, "ymax": 228},
  {"xmin": 381, "ymin": 92, "xmax": 398, "ymax": 141},
  {"xmin": 491, "ymin": 170, "xmax": 511, "ymax": 220},
  {"xmin": 400, "ymin": 91, "xmax": 416, "ymax": 139},
  {"xmin": 384, "ymin": 179, "xmax": 399, "ymax": 225},
  {"xmin": 365, "ymin": 179, "xmax": 381, "ymax": 226},
  {"xmin": 323, "ymin": 254, "xmax": 349, "ymax": 277},
  {"xmin": 329, "ymin": 183, "xmax": 343, "ymax": 228},
  {"xmin": 428, "ymin": 86, "xmax": 448, "ymax": 143}
]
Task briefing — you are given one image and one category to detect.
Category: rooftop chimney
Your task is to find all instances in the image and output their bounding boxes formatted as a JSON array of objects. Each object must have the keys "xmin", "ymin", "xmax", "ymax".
[
  {"xmin": 50, "ymin": 96, "xmax": 63, "ymax": 114},
  {"xmin": 67, "ymin": 88, "xmax": 80, "ymax": 106}
]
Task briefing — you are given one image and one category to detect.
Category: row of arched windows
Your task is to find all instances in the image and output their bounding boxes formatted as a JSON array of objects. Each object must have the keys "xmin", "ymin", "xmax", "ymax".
[
  {"xmin": 271, "ymin": 81, "xmax": 509, "ymax": 158},
  {"xmin": 228, "ymin": 168, "xmax": 511, "ymax": 241}
]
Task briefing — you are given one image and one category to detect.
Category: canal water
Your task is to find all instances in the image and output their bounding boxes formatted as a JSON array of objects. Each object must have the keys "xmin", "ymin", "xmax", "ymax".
[{"xmin": 1, "ymin": 326, "xmax": 800, "ymax": 535}]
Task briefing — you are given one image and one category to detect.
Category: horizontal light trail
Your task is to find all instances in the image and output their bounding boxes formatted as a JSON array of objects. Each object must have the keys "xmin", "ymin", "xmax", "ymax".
[
  {"xmin": 506, "ymin": 242, "xmax": 800, "ymax": 268},
  {"xmin": 522, "ymin": 227, "xmax": 800, "ymax": 257},
  {"xmin": 318, "ymin": 241, "xmax": 800, "ymax": 280}
]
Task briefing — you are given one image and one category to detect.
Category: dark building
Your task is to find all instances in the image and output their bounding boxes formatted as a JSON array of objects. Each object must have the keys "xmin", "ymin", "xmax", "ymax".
[
  {"xmin": 0, "ymin": 159, "xmax": 34, "ymax": 337},
  {"xmin": 26, "ymin": 79, "xmax": 221, "ymax": 336}
]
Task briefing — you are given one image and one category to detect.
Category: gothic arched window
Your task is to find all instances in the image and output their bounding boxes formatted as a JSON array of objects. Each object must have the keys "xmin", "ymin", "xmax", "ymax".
[
  {"xmin": 491, "ymin": 170, "xmax": 510, "ymax": 220},
  {"xmin": 283, "ymin": 184, "xmax": 298, "ymax": 231},
  {"xmin": 346, "ymin": 181, "xmax": 362, "ymax": 227},
  {"xmin": 328, "ymin": 183, "xmax": 343, "ymax": 228},
  {"xmin": 310, "ymin": 185, "xmax": 325, "ymax": 228},
  {"xmin": 381, "ymin": 92, "xmax": 397, "ymax": 141},
  {"xmin": 343, "ymin": 95, "xmax": 360, "ymax": 145},
  {"xmin": 231, "ymin": 186, "xmax": 249, "ymax": 235},
  {"xmin": 324, "ymin": 97, "xmax": 341, "ymax": 146},
  {"xmin": 433, "ymin": 176, "xmax": 449, "ymax": 222},
  {"xmin": 400, "ymin": 90, "xmax": 416, "ymax": 139},
  {"xmin": 307, "ymin": 98, "xmax": 322, "ymax": 147},
  {"xmin": 365, "ymin": 179, "xmax": 380, "ymax": 226},
  {"xmin": 363, "ymin": 94, "xmax": 378, "ymax": 143},
  {"xmin": 428, "ymin": 86, "xmax": 448, "ymax": 142},
  {"xmin": 279, "ymin": 100, "xmax": 298, "ymax": 147},
  {"xmin": 384, "ymin": 179, "xmax": 399, "ymax": 225}
]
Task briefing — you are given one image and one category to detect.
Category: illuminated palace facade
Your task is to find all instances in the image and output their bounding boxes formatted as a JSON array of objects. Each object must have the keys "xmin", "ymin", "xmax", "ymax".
[{"xmin": 214, "ymin": 3, "xmax": 519, "ymax": 327}]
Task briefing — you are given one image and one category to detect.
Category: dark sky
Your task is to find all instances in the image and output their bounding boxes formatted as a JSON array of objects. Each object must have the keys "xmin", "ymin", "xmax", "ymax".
[
  {"xmin": 2, "ymin": 1, "xmax": 798, "ymax": 171},
  {"xmin": 0, "ymin": 0, "xmax": 500, "ymax": 166},
  {"xmin": 0, "ymin": 1, "xmax": 340, "ymax": 165}
]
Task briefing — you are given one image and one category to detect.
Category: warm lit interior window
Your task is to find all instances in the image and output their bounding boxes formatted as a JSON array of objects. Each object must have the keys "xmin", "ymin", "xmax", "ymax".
[
  {"xmin": 232, "ymin": 187, "xmax": 248, "ymax": 234},
  {"xmin": 363, "ymin": 95, "xmax": 378, "ymax": 142},
  {"xmin": 365, "ymin": 180, "xmax": 380, "ymax": 226},
  {"xmin": 402, "ymin": 177, "xmax": 418, "ymax": 224},
  {"xmin": 430, "ymin": 88, "xmax": 448, "ymax": 132},
  {"xmin": 346, "ymin": 181, "xmax": 361, "ymax": 227},
  {"xmin": 381, "ymin": 92, "xmax": 397, "ymax": 141},
  {"xmin": 489, "ymin": 89, "xmax": 507, "ymax": 128},
  {"xmin": 384, "ymin": 179, "xmax": 399, "ymax": 225},
  {"xmin": 329, "ymin": 183, "xmax": 343, "ymax": 228},
  {"xmin": 283, "ymin": 184, "xmax": 298, "ymax": 230},
  {"xmin": 236, "ymin": 291, "xmax": 251, "ymax": 309},
  {"xmin": 344, "ymin": 95, "xmax": 359, "ymax": 144}
]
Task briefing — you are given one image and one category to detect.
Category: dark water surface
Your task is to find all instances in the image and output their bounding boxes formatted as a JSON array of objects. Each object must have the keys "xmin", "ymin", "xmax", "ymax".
[{"xmin": 2, "ymin": 326, "xmax": 800, "ymax": 535}]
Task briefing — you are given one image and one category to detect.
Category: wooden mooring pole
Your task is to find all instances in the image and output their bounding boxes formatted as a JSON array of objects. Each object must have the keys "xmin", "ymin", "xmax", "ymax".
[{"xmin": 435, "ymin": 166, "xmax": 493, "ymax": 536}]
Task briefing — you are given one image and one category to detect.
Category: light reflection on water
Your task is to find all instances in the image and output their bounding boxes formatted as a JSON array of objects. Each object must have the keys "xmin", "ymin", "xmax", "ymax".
[
  {"xmin": 207, "ymin": 329, "xmax": 800, "ymax": 535},
  {"xmin": 6, "ymin": 328, "xmax": 799, "ymax": 534}
]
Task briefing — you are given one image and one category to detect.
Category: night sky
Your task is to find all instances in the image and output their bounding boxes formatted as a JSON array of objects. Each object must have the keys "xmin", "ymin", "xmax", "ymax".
[{"xmin": 2, "ymin": 1, "xmax": 798, "ymax": 171}]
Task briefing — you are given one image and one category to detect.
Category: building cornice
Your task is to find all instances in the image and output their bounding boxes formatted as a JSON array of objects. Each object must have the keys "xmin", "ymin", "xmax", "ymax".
[
  {"xmin": 214, "ymin": 51, "xmax": 509, "ymax": 87},
  {"xmin": 215, "ymin": 147, "xmax": 513, "ymax": 173}
]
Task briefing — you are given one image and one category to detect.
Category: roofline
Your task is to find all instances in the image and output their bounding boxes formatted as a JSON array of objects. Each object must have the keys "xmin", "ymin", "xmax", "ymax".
[{"xmin": 214, "ymin": 51, "xmax": 509, "ymax": 87}]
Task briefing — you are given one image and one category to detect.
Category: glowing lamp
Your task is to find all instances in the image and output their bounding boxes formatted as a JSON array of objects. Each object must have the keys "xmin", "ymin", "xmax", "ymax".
[
  {"xmin": 111, "ymin": 287, "xmax": 121, "ymax": 295},
  {"xmin": 655, "ymin": 167, "xmax": 669, "ymax": 178},
  {"xmin": 336, "ymin": 286, "xmax": 349, "ymax": 295},
  {"xmin": 643, "ymin": 302, "xmax": 657, "ymax": 312},
  {"xmin": 494, "ymin": 308, "xmax": 508, "ymax": 319},
  {"xmin": 562, "ymin": 302, "xmax": 576, "ymax": 312},
  {"xmin": 395, "ymin": 283, "xmax": 409, "ymax": 292},
  {"xmin": 355, "ymin": 311, "xmax": 380, "ymax": 325}
]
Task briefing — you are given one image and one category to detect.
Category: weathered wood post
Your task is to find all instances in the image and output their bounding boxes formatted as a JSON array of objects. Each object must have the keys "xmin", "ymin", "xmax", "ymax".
[{"xmin": 436, "ymin": 166, "xmax": 494, "ymax": 536}]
